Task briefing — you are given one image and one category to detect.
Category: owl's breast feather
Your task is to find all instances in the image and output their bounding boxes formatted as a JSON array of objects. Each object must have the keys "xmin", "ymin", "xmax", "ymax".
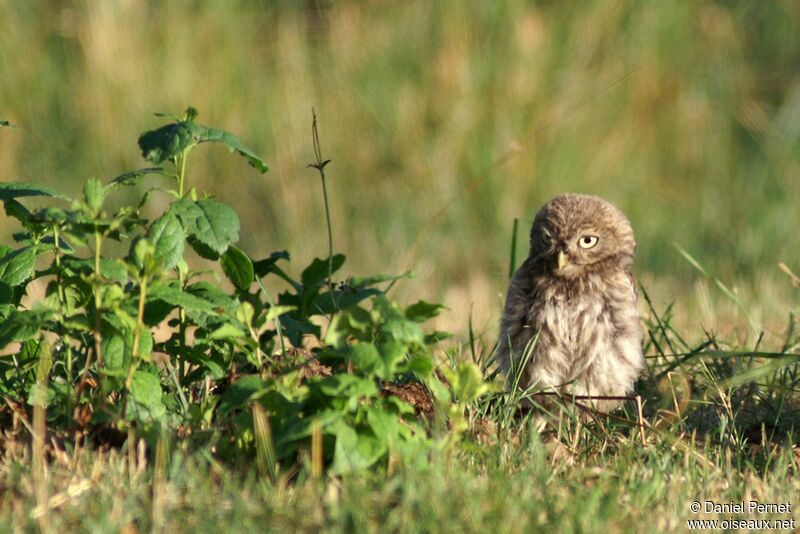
[
  {"xmin": 526, "ymin": 271, "xmax": 636, "ymax": 388},
  {"xmin": 535, "ymin": 283, "xmax": 607, "ymax": 356}
]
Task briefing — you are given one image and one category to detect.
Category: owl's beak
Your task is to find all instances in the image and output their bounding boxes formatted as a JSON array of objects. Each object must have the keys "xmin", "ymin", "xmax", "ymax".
[{"xmin": 556, "ymin": 250, "xmax": 568, "ymax": 272}]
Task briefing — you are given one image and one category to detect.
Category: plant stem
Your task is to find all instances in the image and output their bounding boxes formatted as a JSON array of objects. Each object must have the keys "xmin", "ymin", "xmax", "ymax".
[
  {"xmin": 256, "ymin": 276, "xmax": 287, "ymax": 358},
  {"xmin": 52, "ymin": 225, "xmax": 67, "ymax": 310},
  {"xmin": 64, "ymin": 345, "xmax": 73, "ymax": 415},
  {"xmin": 174, "ymin": 150, "xmax": 190, "ymax": 384},
  {"xmin": 321, "ymin": 175, "xmax": 333, "ymax": 277},
  {"xmin": 178, "ymin": 269, "xmax": 187, "ymax": 386},
  {"xmin": 126, "ymin": 276, "xmax": 148, "ymax": 393},
  {"xmin": 92, "ymin": 229, "xmax": 104, "ymax": 368},
  {"xmin": 177, "ymin": 152, "xmax": 188, "ymax": 197},
  {"xmin": 75, "ymin": 230, "xmax": 104, "ymax": 422},
  {"xmin": 309, "ymin": 108, "xmax": 336, "ymax": 314},
  {"xmin": 52, "ymin": 224, "xmax": 73, "ymax": 417}
]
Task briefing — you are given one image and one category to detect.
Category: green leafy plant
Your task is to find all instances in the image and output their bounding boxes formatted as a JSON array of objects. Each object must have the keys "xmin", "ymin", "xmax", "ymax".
[{"xmin": 0, "ymin": 108, "xmax": 489, "ymax": 474}]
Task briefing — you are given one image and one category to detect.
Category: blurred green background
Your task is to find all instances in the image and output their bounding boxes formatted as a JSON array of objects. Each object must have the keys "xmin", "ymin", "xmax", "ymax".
[{"xmin": 1, "ymin": 0, "xmax": 799, "ymax": 335}]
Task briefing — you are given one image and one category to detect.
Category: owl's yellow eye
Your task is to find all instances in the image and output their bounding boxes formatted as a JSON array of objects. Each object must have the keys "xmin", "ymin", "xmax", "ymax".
[{"xmin": 578, "ymin": 235, "xmax": 599, "ymax": 249}]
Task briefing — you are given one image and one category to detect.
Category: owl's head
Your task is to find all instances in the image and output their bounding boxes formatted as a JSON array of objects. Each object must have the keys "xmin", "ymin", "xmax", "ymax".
[{"xmin": 529, "ymin": 194, "xmax": 636, "ymax": 278}]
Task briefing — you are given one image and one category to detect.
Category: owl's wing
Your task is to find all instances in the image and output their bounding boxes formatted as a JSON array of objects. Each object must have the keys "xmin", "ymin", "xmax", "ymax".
[{"xmin": 496, "ymin": 258, "xmax": 537, "ymax": 375}]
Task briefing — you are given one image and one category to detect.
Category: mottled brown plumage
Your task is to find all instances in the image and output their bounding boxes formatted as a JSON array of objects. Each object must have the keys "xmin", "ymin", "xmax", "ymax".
[{"xmin": 496, "ymin": 194, "xmax": 643, "ymax": 412}]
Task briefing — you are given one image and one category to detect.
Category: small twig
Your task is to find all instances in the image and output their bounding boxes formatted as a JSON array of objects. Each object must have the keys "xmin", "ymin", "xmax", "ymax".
[{"xmin": 307, "ymin": 108, "xmax": 337, "ymax": 316}]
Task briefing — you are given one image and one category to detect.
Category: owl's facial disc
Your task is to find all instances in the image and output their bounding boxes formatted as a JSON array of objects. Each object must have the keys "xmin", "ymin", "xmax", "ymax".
[{"xmin": 553, "ymin": 231, "xmax": 604, "ymax": 277}]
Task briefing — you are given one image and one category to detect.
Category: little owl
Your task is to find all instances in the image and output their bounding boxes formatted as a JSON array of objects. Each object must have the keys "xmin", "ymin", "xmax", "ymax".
[{"xmin": 496, "ymin": 194, "xmax": 643, "ymax": 412}]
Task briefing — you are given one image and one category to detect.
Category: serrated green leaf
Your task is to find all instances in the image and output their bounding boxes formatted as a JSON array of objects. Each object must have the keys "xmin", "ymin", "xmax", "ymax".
[
  {"xmin": 0, "ymin": 309, "xmax": 52, "ymax": 349},
  {"xmin": 278, "ymin": 314, "xmax": 320, "ymax": 346},
  {"xmin": 425, "ymin": 375, "xmax": 451, "ymax": 405},
  {"xmin": 322, "ymin": 288, "xmax": 381, "ymax": 315},
  {"xmin": 383, "ymin": 315, "xmax": 425, "ymax": 346},
  {"xmin": 0, "ymin": 181, "xmax": 69, "ymax": 201},
  {"xmin": 349, "ymin": 271, "xmax": 412, "ymax": 287},
  {"xmin": 172, "ymin": 198, "xmax": 239, "ymax": 256},
  {"xmin": 138, "ymin": 117, "xmax": 268, "ymax": 172},
  {"xmin": 0, "ymin": 304, "xmax": 14, "ymax": 321},
  {"xmin": 301, "ymin": 254, "xmax": 346, "ymax": 288},
  {"xmin": 138, "ymin": 121, "xmax": 200, "ymax": 164},
  {"xmin": 219, "ymin": 375, "xmax": 267, "ymax": 413},
  {"xmin": 108, "ymin": 167, "xmax": 164, "ymax": 189},
  {"xmin": 366, "ymin": 407, "xmax": 401, "ymax": 447},
  {"xmin": 143, "ymin": 299, "xmax": 173, "ymax": 326},
  {"xmin": 377, "ymin": 341, "xmax": 406, "ymax": 379},
  {"xmin": 83, "ymin": 178, "xmax": 105, "ymax": 212},
  {"xmin": 442, "ymin": 363, "xmax": 490, "ymax": 404},
  {"xmin": 36, "ymin": 206, "xmax": 70, "ymax": 225},
  {"xmin": 252, "ymin": 250, "xmax": 290, "ymax": 277},
  {"xmin": 221, "ymin": 245, "xmax": 254, "ymax": 291},
  {"xmin": 424, "ymin": 331, "xmax": 453, "ymax": 345},
  {"xmin": 0, "ymin": 246, "xmax": 36, "ymax": 286},
  {"xmin": 62, "ymin": 257, "xmax": 128, "ymax": 284},
  {"xmin": 130, "ymin": 237, "xmax": 155, "ymax": 272},
  {"xmin": 0, "ymin": 281, "xmax": 12, "ymax": 305},
  {"xmin": 195, "ymin": 356, "xmax": 226, "ymax": 380},
  {"xmin": 3, "ymin": 199, "xmax": 37, "ymax": 232},
  {"xmin": 149, "ymin": 212, "xmax": 185, "ymax": 270},
  {"xmin": 236, "ymin": 301, "xmax": 255, "ymax": 325},
  {"xmin": 104, "ymin": 325, "xmax": 153, "ymax": 363},
  {"xmin": 102, "ymin": 335, "xmax": 127, "ymax": 374},
  {"xmin": 405, "ymin": 300, "xmax": 446, "ymax": 322},
  {"xmin": 347, "ymin": 343, "xmax": 382, "ymax": 377},
  {"xmin": 137, "ymin": 330, "xmax": 153, "ymax": 359},
  {"xmin": 104, "ymin": 259, "xmax": 130, "ymax": 284},
  {"xmin": 341, "ymin": 340, "xmax": 407, "ymax": 381},
  {"xmin": 399, "ymin": 354, "xmax": 435, "ymax": 378},
  {"xmin": 316, "ymin": 374, "xmax": 378, "ymax": 401},
  {"xmin": 324, "ymin": 307, "xmax": 373, "ymax": 348},
  {"xmin": 208, "ymin": 323, "xmax": 247, "ymax": 341},
  {"xmin": 331, "ymin": 422, "xmax": 386, "ymax": 474},
  {"xmin": 185, "ymin": 236, "xmax": 220, "ymax": 260},
  {"xmin": 199, "ymin": 126, "xmax": 269, "ymax": 173},
  {"xmin": 147, "ymin": 283, "xmax": 218, "ymax": 314},
  {"xmin": 127, "ymin": 370, "xmax": 166, "ymax": 422},
  {"xmin": 185, "ymin": 281, "xmax": 237, "ymax": 311},
  {"xmin": 130, "ymin": 371, "xmax": 162, "ymax": 404},
  {"xmin": 266, "ymin": 305, "xmax": 296, "ymax": 322},
  {"xmin": 383, "ymin": 394, "xmax": 416, "ymax": 416},
  {"xmin": 273, "ymin": 410, "xmax": 342, "ymax": 451}
]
